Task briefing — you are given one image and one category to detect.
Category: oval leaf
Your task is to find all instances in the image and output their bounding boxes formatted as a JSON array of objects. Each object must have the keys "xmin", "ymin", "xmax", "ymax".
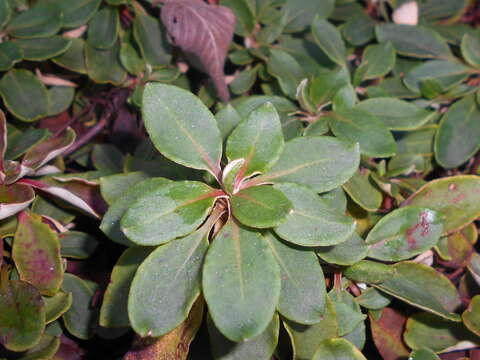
[
  {"xmin": 312, "ymin": 338, "xmax": 367, "ymax": 360},
  {"xmin": 311, "ymin": 17, "xmax": 346, "ymax": 66},
  {"xmin": 87, "ymin": 7, "xmax": 119, "ymax": 49}
]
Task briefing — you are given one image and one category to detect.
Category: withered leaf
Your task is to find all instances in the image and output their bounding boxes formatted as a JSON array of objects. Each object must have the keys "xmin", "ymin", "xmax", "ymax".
[{"xmin": 161, "ymin": 0, "xmax": 235, "ymax": 101}]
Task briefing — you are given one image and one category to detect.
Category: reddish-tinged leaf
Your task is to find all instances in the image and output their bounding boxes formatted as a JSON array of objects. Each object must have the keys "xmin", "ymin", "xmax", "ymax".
[
  {"xmin": 22, "ymin": 128, "xmax": 75, "ymax": 171},
  {"xmin": 53, "ymin": 335, "xmax": 85, "ymax": 360},
  {"xmin": 369, "ymin": 308, "xmax": 410, "ymax": 360},
  {"xmin": 0, "ymin": 109, "xmax": 6, "ymax": 174},
  {"xmin": 19, "ymin": 178, "xmax": 106, "ymax": 218},
  {"xmin": 13, "ymin": 211, "xmax": 63, "ymax": 296},
  {"xmin": 161, "ymin": 0, "xmax": 235, "ymax": 101},
  {"xmin": 0, "ymin": 183, "xmax": 35, "ymax": 220}
]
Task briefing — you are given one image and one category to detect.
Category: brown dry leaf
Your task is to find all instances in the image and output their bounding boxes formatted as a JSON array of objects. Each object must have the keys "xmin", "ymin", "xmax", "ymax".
[
  {"xmin": 123, "ymin": 298, "xmax": 204, "ymax": 360},
  {"xmin": 369, "ymin": 308, "xmax": 410, "ymax": 360},
  {"xmin": 161, "ymin": 0, "xmax": 235, "ymax": 101}
]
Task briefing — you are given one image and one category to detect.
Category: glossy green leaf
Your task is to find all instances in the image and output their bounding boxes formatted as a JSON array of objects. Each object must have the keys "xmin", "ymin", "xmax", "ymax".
[
  {"xmin": 329, "ymin": 290, "xmax": 366, "ymax": 336},
  {"xmin": 403, "ymin": 175, "xmax": 480, "ymax": 234},
  {"xmin": 142, "ymin": 83, "xmax": 223, "ymax": 176},
  {"xmin": 405, "ymin": 61, "xmax": 470, "ymax": 96},
  {"xmin": 359, "ymin": 42, "xmax": 396, "ymax": 80},
  {"xmin": 121, "ymin": 180, "xmax": 218, "ymax": 246},
  {"xmin": 226, "ymin": 102, "xmax": 284, "ymax": 178},
  {"xmin": 274, "ymin": 183, "xmax": 355, "ymax": 247},
  {"xmin": 461, "ymin": 33, "xmax": 480, "ymax": 68},
  {"xmin": 0, "ymin": 69, "xmax": 49, "ymax": 122},
  {"xmin": 267, "ymin": 49, "xmax": 306, "ymax": 98},
  {"xmin": 264, "ymin": 232, "xmax": 326, "ymax": 324},
  {"xmin": 47, "ymin": 86, "xmax": 75, "ymax": 116},
  {"xmin": 283, "ymin": 0, "xmax": 334, "ymax": 33},
  {"xmin": 0, "ymin": 42, "xmax": 22, "ymax": 71},
  {"xmin": 409, "ymin": 348, "xmax": 441, "ymax": 360},
  {"xmin": 229, "ymin": 66, "xmax": 258, "ymax": 95},
  {"xmin": 203, "ymin": 221, "xmax": 281, "ymax": 342},
  {"xmin": 208, "ymin": 313, "xmax": 279, "ymax": 360},
  {"xmin": 99, "ymin": 172, "xmax": 150, "ymax": 205},
  {"xmin": 100, "ymin": 247, "xmax": 153, "ymax": 328},
  {"xmin": 308, "ymin": 67, "xmax": 350, "ymax": 108},
  {"xmin": 259, "ymin": 136, "xmax": 360, "ymax": 193},
  {"xmin": 462, "ymin": 295, "xmax": 480, "ymax": 336},
  {"xmin": 52, "ymin": 38, "xmax": 87, "ymax": 74},
  {"xmin": 59, "ymin": 231, "xmax": 98, "ymax": 259},
  {"xmin": 366, "ymin": 206, "xmax": 443, "ymax": 261},
  {"xmin": 376, "ymin": 262, "xmax": 461, "ymax": 321},
  {"xmin": 13, "ymin": 212, "xmax": 63, "ymax": 296},
  {"xmin": 342, "ymin": 170, "xmax": 382, "ymax": 212},
  {"xmin": 328, "ymin": 107, "xmax": 397, "ymax": 157},
  {"xmin": 133, "ymin": 13, "xmax": 171, "ymax": 68},
  {"xmin": 85, "ymin": 41, "xmax": 127, "ymax": 85},
  {"xmin": 435, "ymin": 95, "xmax": 480, "ymax": 169},
  {"xmin": 231, "ymin": 185, "xmax": 291, "ymax": 229},
  {"xmin": 356, "ymin": 98, "xmax": 436, "ymax": 131},
  {"xmin": 14, "ymin": 36, "xmax": 71, "ymax": 61},
  {"xmin": 355, "ymin": 287, "xmax": 391, "ymax": 310},
  {"xmin": 87, "ymin": 7, "xmax": 119, "ymax": 49},
  {"xmin": 129, "ymin": 227, "xmax": 211, "ymax": 337},
  {"xmin": 0, "ymin": 279, "xmax": 45, "ymax": 352},
  {"xmin": 44, "ymin": 291, "xmax": 72, "ymax": 324},
  {"xmin": 283, "ymin": 297, "xmax": 338, "ymax": 360},
  {"xmin": 311, "ymin": 17, "xmax": 346, "ymax": 66},
  {"xmin": 317, "ymin": 232, "xmax": 369, "ymax": 266},
  {"xmin": 7, "ymin": 4, "xmax": 61, "ymax": 39},
  {"xmin": 62, "ymin": 273, "xmax": 98, "ymax": 340},
  {"xmin": 55, "ymin": 0, "xmax": 101, "ymax": 28},
  {"xmin": 404, "ymin": 312, "xmax": 478, "ymax": 352},
  {"xmin": 120, "ymin": 40, "xmax": 145, "ymax": 76},
  {"xmin": 312, "ymin": 338, "xmax": 367, "ymax": 360},
  {"xmin": 375, "ymin": 24, "xmax": 452, "ymax": 59},
  {"xmin": 343, "ymin": 260, "xmax": 395, "ymax": 285}
]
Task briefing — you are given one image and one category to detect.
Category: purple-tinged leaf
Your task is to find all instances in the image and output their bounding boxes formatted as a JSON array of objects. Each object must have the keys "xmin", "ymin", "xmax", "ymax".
[
  {"xmin": 369, "ymin": 308, "xmax": 409, "ymax": 360},
  {"xmin": 13, "ymin": 211, "xmax": 63, "ymax": 296},
  {"xmin": 161, "ymin": 0, "xmax": 235, "ymax": 101},
  {"xmin": 0, "ymin": 183, "xmax": 35, "ymax": 220},
  {"xmin": 0, "ymin": 278, "xmax": 46, "ymax": 352},
  {"xmin": 18, "ymin": 178, "xmax": 105, "ymax": 218},
  {"xmin": 21, "ymin": 127, "xmax": 75, "ymax": 171},
  {"xmin": 3, "ymin": 160, "xmax": 34, "ymax": 185}
]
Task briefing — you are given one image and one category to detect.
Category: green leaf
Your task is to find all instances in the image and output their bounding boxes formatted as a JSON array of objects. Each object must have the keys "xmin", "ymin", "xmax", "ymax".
[
  {"xmin": 283, "ymin": 297, "xmax": 338, "ymax": 360},
  {"xmin": 229, "ymin": 66, "xmax": 258, "ymax": 95},
  {"xmin": 0, "ymin": 42, "xmax": 22, "ymax": 71},
  {"xmin": 283, "ymin": 0, "xmax": 334, "ymax": 33},
  {"xmin": 308, "ymin": 67, "xmax": 350, "ymax": 108},
  {"xmin": 0, "ymin": 69, "xmax": 49, "ymax": 122},
  {"xmin": 142, "ymin": 83, "xmax": 223, "ymax": 177},
  {"xmin": 316, "ymin": 232, "xmax": 369, "ymax": 266},
  {"xmin": 342, "ymin": 14, "xmax": 375, "ymax": 46},
  {"xmin": 312, "ymin": 338, "xmax": 367, "ymax": 360},
  {"xmin": 208, "ymin": 313, "xmax": 279, "ymax": 360},
  {"xmin": 133, "ymin": 13, "xmax": 171, "ymax": 68},
  {"xmin": 409, "ymin": 348, "xmax": 441, "ymax": 360},
  {"xmin": 55, "ymin": 0, "xmax": 101, "ymax": 28},
  {"xmin": 231, "ymin": 185, "xmax": 291, "ymax": 229},
  {"xmin": 129, "ymin": 227, "xmax": 210, "ymax": 337},
  {"xmin": 404, "ymin": 312, "xmax": 478, "ymax": 352},
  {"xmin": 216, "ymin": 104, "xmax": 242, "ymax": 141},
  {"xmin": 329, "ymin": 290, "xmax": 366, "ymax": 336},
  {"xmin": 462, "ymin": 295, "xmax": 480, "ymax": 336},
  {"xmin": 85, "ymin": 41, "xmax": 127, "ymax": 85},
  {"xmin": 203, "ymin": 221, "xmax": 281, "ymax": 342},
  {"xmin": 404, "ymin": 60, "xmax": 470, "ymax": 94},
  {"xmin": 259, "ymin": 136, "xmax": 360, "ymax": 193},
  {"xmin": 274, "ymin": 183, "xmax": 355, "ymax": 247},
  {"xmin": 311, "ymin": 17, "xmax": 346, "ymax": 66},
  {"xmin": 344, "ymin": 260, "xmax": 395, "ymax": 284},
  {"xmin": 13, "ymin": 212, "xmax": 63, "ymax": 296},
  {"xmin": 342, "ymin": 170, "xmax": 382, "ymax": 212},
  {"xmin": 43, "ymin": 291, "xmax": 72, "ymax": 324},
  {"xmin": 434, "ymin": 95, "xmax": 480, "ymax": 169},
  {"xmin": 62, "ymin": 273, "xmax": 98, "ymax": 340},
  {"xmin": 264, "ymin": 232, "xmax": 326, "ymax": 324},
  {"xmin": 358, "ymin": 42, "xmax": 396, "ymax": 80},
  {"xmin": 366, "ymin": 206, "xmax": 443, "ymax": 261},
  {"xmin": 92, "ymin": 144, "xmax": 123, "ymax": 173},
  {"xmin": 356, "ymin": 98, "xmax": 436, "ymax": 131},
  {"xmin": 87, "ymin": 7, "xmax": 119, "ymax": 49},
  {"xmin": 226, "ymin": 102, "xmax": 284, "ymax": 178},
  {"xmin": 0, "ymin": 279, "xmax": 45, "ymax": 352},
  {"xmin": 100, "ymin": 247, "xmax": 153, "ymax": 328},
  {"xmin": 461, "ymin": 33, "xmax": 480, "ymax": 68},
  {"xmin": 59, "ymin": 231, "xmax": 98, "ymax": 259},
  {"xmin": 47, "ymin": 86, "xmax": 75, "ymax": 116},
  {"xmin": 375, "ymin": 262, "xmax": 461, "ymax": 321},
  {"xmin": 0, "ymin": 0, "xmax": 11, "ymax": 29},
  {"xmin": 220, "ymin": 0, "xmax": 255, "ymax": 36},
  {"xmin": 355, "ymin": 287, "xmax": 390, "ymax": 310},
  {"xmin": 52, "ymin": 38, "xmax": 87, "ymax": 74},
  {"xmin": 99, "ymin": 172, "xmax": 150, "ymax": 205},
  {"xmin": 403, "ymin": 175, "xmax": 480, "ymax": 234},
  {"xmin": 15, "ymin": 36, "xmax": 71, "ymax": 61},
  {"xmin": 267, "ymin": 49, "xmax": 306, "ymax": 98},
  {"xmin": 327, "ymin": 107, "xmax": 397, "ymax": 158},
  {"xmin": 121, "ymin": 180, "xmax": 218, "ymax": 246},
  {"xmin": 120, "ymin": 40, "xmax": 145, "ymax": 76},
  {"xmin": 6, "ymin": 4, "xmax": 61, "ymax": 39},
  {"xmin": 375, "ymin": 24, "xmax": 452, "ymax": 59}
]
